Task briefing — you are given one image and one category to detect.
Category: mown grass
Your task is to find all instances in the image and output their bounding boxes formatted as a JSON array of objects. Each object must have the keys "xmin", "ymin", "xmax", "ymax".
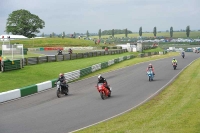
[
  {"xmin": 143, "ymin": 47, "xmax": 164, "ymax": 52},
  {"xmin": 10, "ymin": 38, "xmax": 109, "ymax": 48},
  {"xmin": 76, "ymin": 57, "xmax": 200, "ymax": 133}
]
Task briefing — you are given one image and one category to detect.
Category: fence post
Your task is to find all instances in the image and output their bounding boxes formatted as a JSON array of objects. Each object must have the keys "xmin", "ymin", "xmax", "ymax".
[
  {"xmin": 26, "ymin": 58, "xmax": 28, "ymax": 65},
  {"xmin": 37, "ymin": 57, "xmax": 39, "ymax": 64}
]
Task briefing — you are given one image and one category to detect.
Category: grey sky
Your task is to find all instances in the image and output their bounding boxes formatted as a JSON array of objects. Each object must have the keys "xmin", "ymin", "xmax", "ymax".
[{"xmin": 0, "ymin": 0, "xmax": 199, "ymax": 35}]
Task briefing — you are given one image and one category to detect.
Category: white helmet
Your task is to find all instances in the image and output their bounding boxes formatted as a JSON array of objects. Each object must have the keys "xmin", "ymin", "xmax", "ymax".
[{"xmin": 98, "ymin": 75, "xmax": 102, "ymax": 79}]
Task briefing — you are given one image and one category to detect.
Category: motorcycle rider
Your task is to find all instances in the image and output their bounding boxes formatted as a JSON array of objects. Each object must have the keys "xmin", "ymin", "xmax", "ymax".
[
  {"xmin": 146, "ymin": 63, "xmax": 155, "ymax": 75},
  {"xmin": 97, "ymin": 75, "xmax": 111, "ymax": 92},
  {"xmin": 181, "ymin": 51, "xmax": 185, "ymax": 57},
  {"xmin": 57, "ymin": 48, "xmax": 62, "ymax": 55},
  {"xmin": 56, "ymin": 73, "xmax": 68, "ymax": 90},
  {"xmin": 68, "ymin": 48, "xmax": 72, "ymax": 54},
  {"xmin": 172, "ymin": 58, "xmax": 178, "ymax": 65}
]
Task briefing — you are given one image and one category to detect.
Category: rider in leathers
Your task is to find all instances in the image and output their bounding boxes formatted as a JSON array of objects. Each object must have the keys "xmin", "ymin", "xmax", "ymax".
[
  {"xmin": 97, "ymin": 75, "xmax": 111, "ymax": 92},
  {"xmin": 56, "ymin": 73, "xmax": 68, "ymax": 90}
]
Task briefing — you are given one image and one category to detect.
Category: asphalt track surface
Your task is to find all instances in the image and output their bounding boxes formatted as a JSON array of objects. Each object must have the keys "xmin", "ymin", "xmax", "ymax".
[{"xmin": 0, "ymin": 53, "xmax": 199, "ymax": 133}]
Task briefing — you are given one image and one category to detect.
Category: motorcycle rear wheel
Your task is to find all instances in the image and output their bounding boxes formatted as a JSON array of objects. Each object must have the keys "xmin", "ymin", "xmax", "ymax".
[
  {"xmin": 108, "ymin": 92, "xmax": 111, "ymax": 97},
  {"xmin": 64, "ymin": 88, "xmax": 69, "ymax": 95}
]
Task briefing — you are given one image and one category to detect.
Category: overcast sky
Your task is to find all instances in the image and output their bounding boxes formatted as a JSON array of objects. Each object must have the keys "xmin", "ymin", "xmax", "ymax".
[{"xmin": 0, "ymin": 0, "xmax": 200, "ymax": 35}]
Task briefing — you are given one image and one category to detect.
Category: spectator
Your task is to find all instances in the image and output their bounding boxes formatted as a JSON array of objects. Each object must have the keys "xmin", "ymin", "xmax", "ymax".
[{"xmin": 68, "ymin": 48, "xmax": 73, "ymax": 54}]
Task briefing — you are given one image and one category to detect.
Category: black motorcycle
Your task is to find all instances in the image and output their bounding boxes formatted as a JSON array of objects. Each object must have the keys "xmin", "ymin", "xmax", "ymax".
[{"xmin": 55, "ymin": 81, "xmax": 69, "ymax": 98}]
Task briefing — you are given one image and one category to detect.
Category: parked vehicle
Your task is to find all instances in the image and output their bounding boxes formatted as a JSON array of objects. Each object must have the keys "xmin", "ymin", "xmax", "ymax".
[
  {"xmin": 55, "ymin": 81, "xmax": 69, "ymax": 98},
  {"xmin": 96, "ymin": 83, "xmax": 111, "ymax": 100}
]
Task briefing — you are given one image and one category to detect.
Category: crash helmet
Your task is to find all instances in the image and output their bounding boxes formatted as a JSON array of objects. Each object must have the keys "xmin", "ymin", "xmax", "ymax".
[
  {"xmin": 173, "ymin": 58, "xmax": 175, "ymax": 60},
  {"xmin": 98, "ymin": 75, "xmax": 102, "ymax": 80},
  {"xmin": 59, "ymin": 73, "xmax": 64, "ymax": 77}
]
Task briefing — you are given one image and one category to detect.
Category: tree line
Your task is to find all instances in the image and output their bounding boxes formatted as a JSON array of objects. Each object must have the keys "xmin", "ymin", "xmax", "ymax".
[{"xmin": 5, "ymin": 9, "xmax": 192, "ymax": 39}]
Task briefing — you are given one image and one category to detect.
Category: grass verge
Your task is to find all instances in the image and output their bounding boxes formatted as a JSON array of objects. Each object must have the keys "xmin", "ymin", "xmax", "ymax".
[{"xmin": 75, "ymin": 57, "xmax": 200, "ymax": 133}]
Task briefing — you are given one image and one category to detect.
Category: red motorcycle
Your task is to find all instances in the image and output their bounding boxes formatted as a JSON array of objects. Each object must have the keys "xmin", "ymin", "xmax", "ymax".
[
  {"xmin": 172, "ymin": 62, "xmax": 177, "ymax": 70},
  {"xmin": 96, "ymin": 83, "xmax": 111, "ymax": 100}
]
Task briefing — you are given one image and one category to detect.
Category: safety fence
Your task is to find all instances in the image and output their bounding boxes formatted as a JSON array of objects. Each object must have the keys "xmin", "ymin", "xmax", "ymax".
[
  {"xmin": 23, "ymin": 49, "xmax": 127, "ymax": 66},
  {"xmin": 0, "ymin": 54, "xmax": 134, "ymax": 103},
  {"xmin": 138, "ymin": 51, "xmax": 168, "ymax": 57}
]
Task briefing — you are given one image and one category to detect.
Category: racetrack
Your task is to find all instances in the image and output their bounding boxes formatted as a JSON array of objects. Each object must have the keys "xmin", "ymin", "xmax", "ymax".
[{"xmin": 0, "ymin": 53, "xmax": 199, "ymax": 133}]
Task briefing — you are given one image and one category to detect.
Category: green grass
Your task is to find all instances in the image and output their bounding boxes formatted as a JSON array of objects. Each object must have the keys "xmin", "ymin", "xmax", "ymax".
[
  {"xmin": 76, "ymin": 57, "xmax": 200, "ymax": 133},
  {"xmin": 143, "ymin": 47, "xmax": 164, "ymax": 52},
  {"xmin": 9, "ymin": 38, "xmax": 112, "ymax": 48}
]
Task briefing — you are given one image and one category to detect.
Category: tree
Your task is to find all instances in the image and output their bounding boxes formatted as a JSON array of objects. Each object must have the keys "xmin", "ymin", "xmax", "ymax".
[
  {"xmin": 125, "ymin": 28, "xmax": 128, "ymax": 37},
  {"xmin": 41, "ymin": 32, "xmax": 44, "ymax": 37},
  {"xmin": 52, "ymin": 32, "xmax": 55, "ymax": 38},
  {"xmin": 62, "ymin": 32, "xmax": 65, "ymax": 38},
  {"xmin": 186, "ymin": 25, "xmax": 190, "ymax": 37},
  {"xmin": 74, "ymin": 32, "xmax": 76, "ymax": 38},
  {"xmin": 170, "ymin": 27, "xmax": 173, "ymax": 38},
  {"xmin": 6, "ymin": 9, "xmax": 45, "ymax": 38},
  {"xmin": 139, "ymin": 27, "xmax": 142, "ymax": 37},
  {"xmin": 98, "ymin": 29, "xmax": 101, "ymax": 39},
  {"xmin": 50, "ymin": 34, "xmax": 52, "ymax": 38},
  {"xmin": 86, "ymin": 30, "xmax": 89, "ymax": 38},
  {"xmin": 153, "ymin": 27, "xmax": 157, "ymax": 37},
  {"xmin": 112, "ymin": 29, "xmax": 114, "ymax": 38}
]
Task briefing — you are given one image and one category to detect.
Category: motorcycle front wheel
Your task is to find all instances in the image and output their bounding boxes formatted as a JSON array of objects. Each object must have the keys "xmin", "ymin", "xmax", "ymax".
[
  {"xmin": 100, "ymin": 92, "xmax": 105, "ymax": 100},
  {"xmin": 57, "ymin": 90, "xmax": 61, "ymax": 98}
]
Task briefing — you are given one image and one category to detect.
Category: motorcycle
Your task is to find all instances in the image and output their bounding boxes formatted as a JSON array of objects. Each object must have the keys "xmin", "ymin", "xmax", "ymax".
[
  {"xmin": 57, "ymin": 50, "xmax": 62, "ymax": 55},
  {"xmin": 181, "ymin": 53, "xmax": 185, "ymax": 58},
  {"xmin": 55, "ymin": 81, "xmax": 69, "ymax": 98},
  {"xmin": 147, "ymin": 68, "xmax": 154, "ymax": 81},
  {"xmin": 96, "ymin": 83, "xmax": 112, "ymax": 100},
  {"xmin": 172, "ymin": 62, "xmax": 177, "ymax": 70}
]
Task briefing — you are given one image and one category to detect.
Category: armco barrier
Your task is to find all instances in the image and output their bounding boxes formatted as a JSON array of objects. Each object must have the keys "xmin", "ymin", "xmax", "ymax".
[{"xmin": 0, "ymin": 54, "xmax": 137, "ymax": 103}]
